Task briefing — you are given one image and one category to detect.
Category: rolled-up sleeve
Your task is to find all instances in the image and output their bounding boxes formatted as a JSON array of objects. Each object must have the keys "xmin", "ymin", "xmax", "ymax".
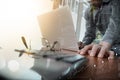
[
  {"xmin": 82, "ymin": 8, "xmax": 96, "ymax": 45},
  {"xmin": 102, "ymin": 0, "xmax": 120, "ymax": 45}
]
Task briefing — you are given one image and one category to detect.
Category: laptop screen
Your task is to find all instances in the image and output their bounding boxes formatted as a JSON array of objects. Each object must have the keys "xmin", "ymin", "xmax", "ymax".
[
  {"xmin": 38, "ymin": 6, "xmax": 78, "ymax": 51},
  {"xmin": 31, "ymin": 6, "xmax": 88, "ymax": 80}
]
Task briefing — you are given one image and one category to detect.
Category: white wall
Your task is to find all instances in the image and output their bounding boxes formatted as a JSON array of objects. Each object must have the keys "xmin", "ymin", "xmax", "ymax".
[{"xmin": 0, "ymin": 0, "xmax": 53, "ymax": 68}]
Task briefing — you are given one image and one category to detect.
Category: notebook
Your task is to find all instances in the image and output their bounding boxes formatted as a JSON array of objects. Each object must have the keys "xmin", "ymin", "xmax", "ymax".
[
  {"xmin": 38, "ymin": 6, "xmax": 78, "ymax": 51},
  {"xmin": 31, "ymin": 6, "xmax": 88, "ymax": 80}
]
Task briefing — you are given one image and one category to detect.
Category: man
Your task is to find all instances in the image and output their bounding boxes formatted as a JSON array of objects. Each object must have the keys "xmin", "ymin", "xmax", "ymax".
[{"xmin": 78, "ymin": 0, "xmax": 120, "ymax": 59}]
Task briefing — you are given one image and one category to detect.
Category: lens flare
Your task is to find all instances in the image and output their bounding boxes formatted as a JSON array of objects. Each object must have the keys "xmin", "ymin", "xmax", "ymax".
[{"xmin": 8, "ymin": 60, "xmax": 20, "ymax": 72}]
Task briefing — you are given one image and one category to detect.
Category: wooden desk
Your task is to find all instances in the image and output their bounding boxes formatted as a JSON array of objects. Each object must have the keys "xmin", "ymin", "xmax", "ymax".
[{"xmin": 62, "ymin": 50, "xmax": 120, "ymax": 80}]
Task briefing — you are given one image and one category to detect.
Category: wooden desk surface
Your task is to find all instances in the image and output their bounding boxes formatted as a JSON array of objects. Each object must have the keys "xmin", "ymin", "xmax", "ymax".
[{"xmin": 63, "ymin": 49, "xmax": 120, "ymax": 80}]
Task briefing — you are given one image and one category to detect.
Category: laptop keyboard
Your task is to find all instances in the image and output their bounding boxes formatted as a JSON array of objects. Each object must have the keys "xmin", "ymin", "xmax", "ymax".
[{"xmin": 33, "ymin": 50, "xmax": 85, "ymax": 64}]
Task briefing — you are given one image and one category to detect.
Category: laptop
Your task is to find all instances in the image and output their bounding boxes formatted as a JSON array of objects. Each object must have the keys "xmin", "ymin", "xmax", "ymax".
[
  {"xmin": 31, "ymin": 6, "xmax": 88, "ymax": 80},
  {"xmin": 38, "ymin": 6, "xmax": 78, "ymax": 51}
]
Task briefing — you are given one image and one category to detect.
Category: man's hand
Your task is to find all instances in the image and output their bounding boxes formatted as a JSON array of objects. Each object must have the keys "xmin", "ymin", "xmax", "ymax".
[{"xmin": 78, "ymin": 41, "xmax": 115, "ymax": 59}]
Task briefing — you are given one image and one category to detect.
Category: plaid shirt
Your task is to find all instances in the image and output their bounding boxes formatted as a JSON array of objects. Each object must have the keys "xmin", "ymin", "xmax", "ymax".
[{"xmin": 82, "ymin": 0, "xmax": 120, "ymax": 46}]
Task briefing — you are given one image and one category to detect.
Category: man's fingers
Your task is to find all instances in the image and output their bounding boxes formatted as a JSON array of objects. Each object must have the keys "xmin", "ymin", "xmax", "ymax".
[
  {"xmin": 108, "ymin": 51, "xmax": 115, "ymax": 59},
  {"xmin": 88, "ymin": 50, "xmax": 91, "ymax": 54},
  {"xmin": 98, "ymin": 47, "xmax": 106, "ymax": 58},
  {"xmin": 77, "ymin": 50, "xmax": 81, "ymax": 53},
  {"xmin": 80, "ymin": 44, "xmax": 93, "ymax": 55},
  {"xmin": 90, "ymin": 44, "xmax": 101, "ymax": 57}
]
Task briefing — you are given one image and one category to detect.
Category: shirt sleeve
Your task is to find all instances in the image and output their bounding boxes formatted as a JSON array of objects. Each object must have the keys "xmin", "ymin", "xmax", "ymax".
[
  {"xmin": 82, "ymin": 8, "xmax": 96, "ymax": 45},
  {"xmin": 102, "ymin": 0, "xmax": 120, "ymax": 45}
]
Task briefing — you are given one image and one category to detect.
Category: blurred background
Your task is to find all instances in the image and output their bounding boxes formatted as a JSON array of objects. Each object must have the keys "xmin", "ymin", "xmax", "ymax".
[
  {"xmin": 0, "ymin": 0, "xmax": 53, "ymax": 69},
  {"xmin": 0, "ymin": 0, "xmax": 89, "ymax": 71}
]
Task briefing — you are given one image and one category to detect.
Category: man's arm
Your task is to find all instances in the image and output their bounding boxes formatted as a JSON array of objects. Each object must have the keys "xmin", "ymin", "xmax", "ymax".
[
  {"xmin": 95, "ymin": 0, "xmax": 120, "ymax": 58},
  {"xmin": 102, "ymin": 0, "xmax": 120, "ymax": 45},
  {"xmin": 97, "ymin": 0, "xmax": 120, "ymax": 58},
  {"xmin": 82, "ymin": 8, "xmax": 96, "ymax": 45},
  {"xmin": 80, "ymin": 0, "xmax": 120, "ymax": 59}
]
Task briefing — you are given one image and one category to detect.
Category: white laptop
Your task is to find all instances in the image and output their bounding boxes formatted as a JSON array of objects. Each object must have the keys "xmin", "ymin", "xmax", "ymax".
[
  {"xmin": 31, "ymin": 6, "xmax": 88, "ymax": 80},
  {"xmin": 38, "ymin": 6, "xmax": 78, "ymax": 51}
]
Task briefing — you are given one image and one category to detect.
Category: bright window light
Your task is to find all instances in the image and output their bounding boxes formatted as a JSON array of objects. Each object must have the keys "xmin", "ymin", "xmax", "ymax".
[
  {"xmin": 0, "ymin": 56, "xmax": 6, "ymax": 70},
  {"xmin": 0, "ymin": 0, "xmax": 53, "ymax": 67}
]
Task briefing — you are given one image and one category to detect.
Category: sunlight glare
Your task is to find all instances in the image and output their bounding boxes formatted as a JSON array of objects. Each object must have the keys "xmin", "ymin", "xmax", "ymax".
[
  {"xmin": 8, "ymin": 60, "xmax": 20, "ymax": 72},
  {"xmin": 0, "ymin": 0, "xmax": 53, "ymax": 60}
]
